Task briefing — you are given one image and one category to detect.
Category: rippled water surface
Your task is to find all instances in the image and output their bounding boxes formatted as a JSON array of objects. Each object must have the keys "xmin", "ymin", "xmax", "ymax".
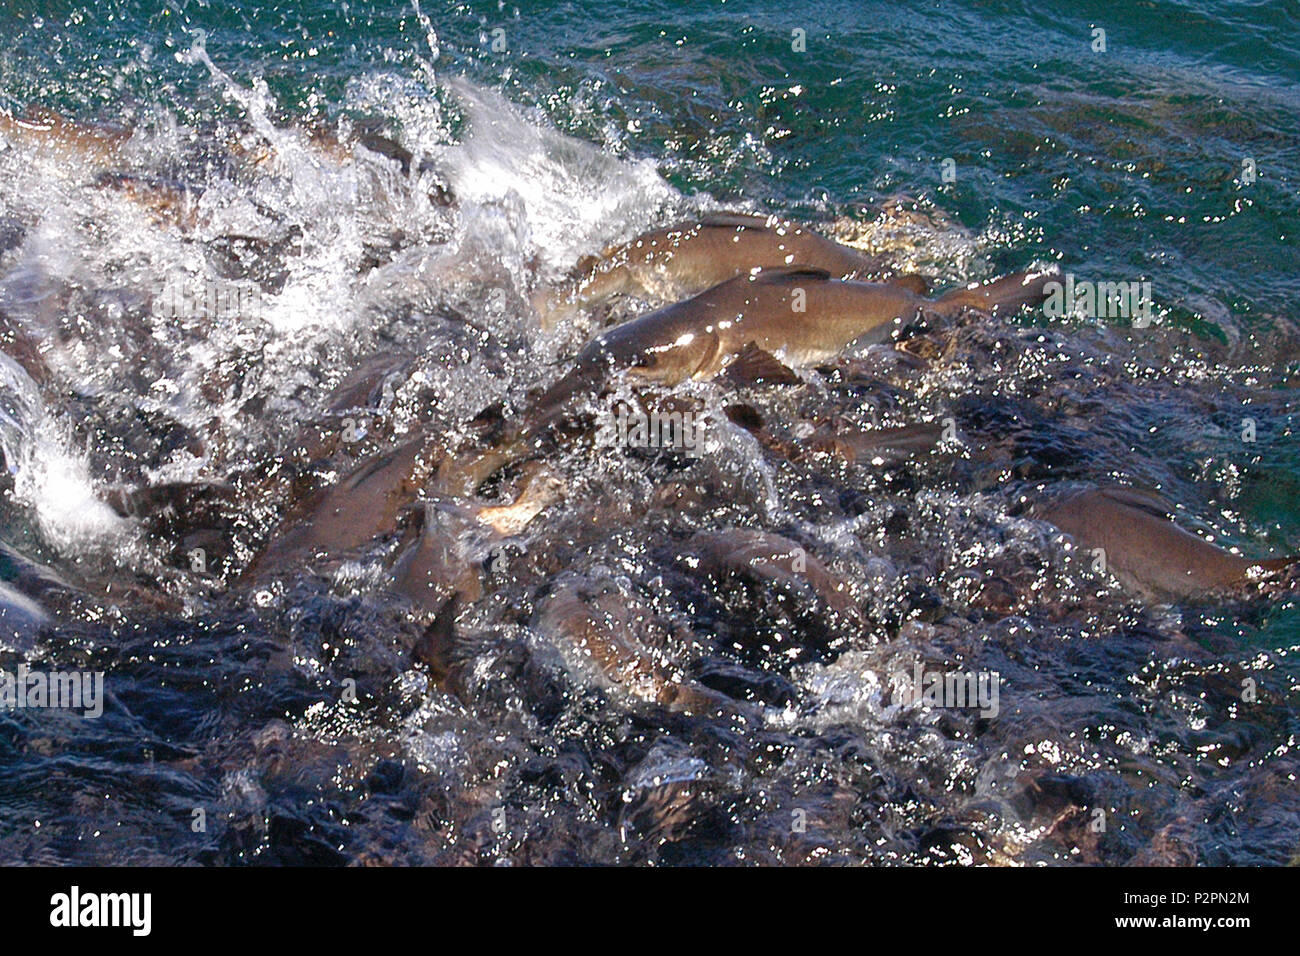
[{"xmin": 0, "ymin": 0, "xmax": 1297, "ymax": 865}]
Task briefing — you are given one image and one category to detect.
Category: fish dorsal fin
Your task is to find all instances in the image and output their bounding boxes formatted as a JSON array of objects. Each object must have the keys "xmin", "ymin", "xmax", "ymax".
[
  {"xmin": 722, "ymin": 342, "xmax": 800, "ymax": 386},
  {"xmin": 1097, "ymin": 485, "xmax": 1175, "ymax": 519},
  {"xmin": 414, "ymin": 593, "xmax": 459, "ymax": 674},
  {"xmin": 699, "ymin": 212, "xmax": 773, "ymax": 230},
  {"xmin": 752, "ymin": 266, "xmax": 833, "ymax": 285}
]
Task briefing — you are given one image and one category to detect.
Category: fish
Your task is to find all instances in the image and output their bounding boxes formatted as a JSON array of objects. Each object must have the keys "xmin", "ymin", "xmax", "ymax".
[
  {"xmin": 809, "ymin": 421, "xmax": 947, "ymax": 466},
  {"xmin": 391, "ymin": 462, "xmax": 565, "ymax": 612},
  {"xmin": 474, "ymin": 461, "xmax": 566, "ymax": 537},
  {"xmin": 1031, "ymin": 485, "xmax": 1298, "ymax": 601},
  {"xmin": 720, "ymin": 404, "xmax": 943, "ymax": 468},
  {"xmin": 1, "ymin": 106, "xmax": 451, "ymax": 224},
  {"xmin": 0, "ymin": 107, "xmax": 132, "ymax": 168},
  {"xmin": 246, "ymin": 436, "xmax": 436, "ymax": 579},
  {"xmin": 533, "ymin": 573, "xmax": 736, "ymax": 715},
  {"xmin": 438, "ymin": 265, "xmax": 1052, "ymax": 494},
  {"xmin": 683, "ymin": 528, "xmax": 864, "ymax": 629},
  {"xmin": 541, "ymin": 266, "xmax": 1053, "ymax": 410},
  {"xmin": 307, "ymin": 119, "xmax": 455, "ymax": 207},
  {"xmin": 533, "ymin": 212, "xmax": 928, "ymax": 329},
  {"xmin": 92, "ymin": 172, "xmax": 203, "ymax": 229},
  {"xmin": 241, "ymin": 344, "xmax": 497, "ymax": 586},
  {"xmin": 389, "ymin": 499, "xmax": 496, "ymax": 610},
  {"xmin": 284, "ymin": 351, "xmax": 416, "ymax": 466}
]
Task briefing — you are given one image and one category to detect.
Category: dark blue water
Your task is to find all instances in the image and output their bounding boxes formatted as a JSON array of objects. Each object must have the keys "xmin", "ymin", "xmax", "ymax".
[{"xmin": 0, "ymin": 1, "xmax": 1297, "ymax": 865}]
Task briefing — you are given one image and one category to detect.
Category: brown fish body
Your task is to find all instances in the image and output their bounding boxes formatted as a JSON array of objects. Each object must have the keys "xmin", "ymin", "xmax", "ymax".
[
  {"xmin": 2, "ymin": 107, "xmax": 449, "ymax": 225},
  {"xmin": 685, "ymin": 528, "xmax": 863, "ymax": 628},
  {"xmin": 536, "ymin": 212, "xmax": 899, "ymax": 328},
  {"xmin": 393, "ymin": 463, "xmax": 563, "ymax": 612},
  {"xmin": 390, "ymin": 500, "xmax": 493, "ymax": 611},
  {"xmin": 812, "ymin": 421, "xmax": 946, "ymax": 466},
  {"xmin": 0, "ymin": 108, "xmax": 132, "ymax": 168},
  {"xmin": 534, "ymin": 267, "xmax": 1053, "ymax": 417},
  {"xmin": 92, "ymin": 172, "xmax": 202, "ymax": 228},
  {"xmin": 0, "ymin": 107, "xmax": 410, "ymax": 177},
  {"xmin": 1035, "ymin": 486, "xmax": 1295, "ymax": 601},
  {"xmin": 435, "ymin": 267, "xmax": 1052, "ymax": 494},
  {"xmin": 535, "ymin": 583, "xmax": 670, "ymax": 702},
  {"xmin": 247, "ymin": 436, "xmax": 432, "ymax": 578},
  {"xmin": 567, "ymin": 269, "xmax": 919, "ymax": 388},
  {"xmin": 534, "ymin": 576, "xmax": 729, "ymax": 714},
  {"xmin": 285, "ymin": 351, "xmax": 413, "ymax": 465}
]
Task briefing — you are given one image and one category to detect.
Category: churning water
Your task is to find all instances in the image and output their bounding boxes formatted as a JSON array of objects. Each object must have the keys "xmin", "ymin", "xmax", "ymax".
[{"xmin": 0, "ymin": 0, "xmax": 1297, "ymax": 865}]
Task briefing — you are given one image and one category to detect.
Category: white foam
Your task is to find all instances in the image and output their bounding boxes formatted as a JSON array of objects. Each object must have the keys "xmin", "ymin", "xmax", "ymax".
[
  {"xmin": 434, "ymin": 77, "xmax": 678, "ymax": 274},
  {"xmin": 0, "ymin": 67, "xmax": 696, "ymax": 565},
  {"xmin": 0, "ymin": 355, "xmax": 126, "ymax": 554}
]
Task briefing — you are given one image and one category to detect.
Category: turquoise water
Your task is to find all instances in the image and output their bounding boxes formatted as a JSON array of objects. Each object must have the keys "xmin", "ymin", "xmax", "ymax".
[
  {"xmin": 6, "ymin": 1, "xmax": 1298, "ymax": 527},
  {"xmin": 5, "ymin": 1, "xmax": 1298, "ymax": 306},
  {"xmin": 0, "ymin": 1, "xmax": 1297, "ymax": 864}
]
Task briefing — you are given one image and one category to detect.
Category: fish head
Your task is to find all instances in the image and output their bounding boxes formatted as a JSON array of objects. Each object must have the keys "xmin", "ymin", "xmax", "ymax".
[{"xmin": 587, "ymin": 320, "xmax": 716, "ymax": 385}]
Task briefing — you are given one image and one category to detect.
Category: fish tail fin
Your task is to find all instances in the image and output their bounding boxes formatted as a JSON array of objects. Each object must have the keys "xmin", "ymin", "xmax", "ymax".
[
  {"xmin": 934, "ymin": 269, "xmax": 1058, "ymax": 318},
  {"xmin": 1247, "ymin": 554, "xmax": 1300, "ymax": 594}
]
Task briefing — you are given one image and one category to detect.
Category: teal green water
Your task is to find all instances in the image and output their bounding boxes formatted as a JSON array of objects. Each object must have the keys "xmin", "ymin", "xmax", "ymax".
[
  {"xmin": 8, "ymin": 1, "xmax": 1299, "ymax": 619},
  {"xmin": 0, "ymin": 1, "xmax": 1298, "ymax": 864},
  {"xmin": 4, "ymin": 1, "xmax": 1298, "ymax": 523},
  {"xmin": 4, "ymin": 1, "xmax": 1297, "ymax": 307}
]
